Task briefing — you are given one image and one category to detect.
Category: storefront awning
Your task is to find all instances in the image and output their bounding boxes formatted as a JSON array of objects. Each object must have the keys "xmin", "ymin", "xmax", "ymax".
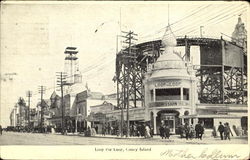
[{"xmin": 180, "ymin": 114, "xmax": 246, "ymax": 118}]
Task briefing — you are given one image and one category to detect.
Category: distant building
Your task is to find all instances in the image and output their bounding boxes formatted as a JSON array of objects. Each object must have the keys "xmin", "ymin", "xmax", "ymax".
[
  {"xmin": 35, "ymin": 99, "xmax": 51, "ymax": 128},
  {"xmin": 232, "ymin": 16, "xmax": 247, "ymax": 52},
  {"xmin": 9, "ymin": 98, "xmax": 28, "ymax": 127},
  {"xmin": 9, "ymin": 108, "xmax": 17, "ymax": 127},
  {"xmin": 47, "ymin": 91, "xmax": 62, "ymax": 129}
]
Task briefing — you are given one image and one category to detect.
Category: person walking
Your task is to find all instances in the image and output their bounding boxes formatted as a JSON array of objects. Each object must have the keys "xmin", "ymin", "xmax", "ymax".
[
  {"xmin": 150, "ymin": 126, "xmax": 154, "ymax": 138},
  {"xmin": 179, "ymin": 123, "xmax": 185, "ymax": 138},
  {"xmin": 199, "ymin": 123, "xmax": 205, "ymax": 140},
  {"xmin": 95, "ymin": 125, "xmax": 98, "ymax": 134},
  {"xmin": 165, "ymin": 125, "xmax": 170, "ymax": 139},
  {"xmin": 195, "ymin": 123, "xmax": 200, "ymax": 139},
  {"xmin": 195, "ymin": 122, "xmax": 204, "ymax": 140},
  {"xmin": 224, "ymin": 122, "xmax": 233, "ymax": 140},
  {"xmin": 130, "ymin": 125, "xmax": 133, "ymax": 137},
  {"xmin": 133, "ymin": 124, "xmax": 137, "ymax": 137},
  {"xmin": 145, "ymin": 125, "xmax": 151, "ymax": 138},
  {"xmin": 189, "ymin": 124, "xmax": 195, "ymax": 139},
  {"xmin": 0, "ymin": 125, "xmax": 2, "ymax": 135},
  {"xmin": 159, "ymin": 124, "xmax": 164, "ymax": 139},
  {"xmin": 184, "ymin": 122, "xmax": 190, "ymax": 140},
  {"xmin": 218, "ymin": 122, "xmax": 225, "ymax": 140},
  {"xmin": 102, "ymin": 124, "xmax": 106, "ymax": 136}
]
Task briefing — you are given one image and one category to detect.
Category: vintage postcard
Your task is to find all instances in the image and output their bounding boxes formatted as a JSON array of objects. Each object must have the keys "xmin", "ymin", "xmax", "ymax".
[{"xmin": 0, "ymin": 1, "xmax": 249, "ymax": 159}]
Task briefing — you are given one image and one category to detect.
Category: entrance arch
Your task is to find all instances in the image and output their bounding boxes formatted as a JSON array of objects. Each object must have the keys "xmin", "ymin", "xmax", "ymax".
[{"xmin": 155, "ymin": 110, "xmax": 180, "ymax": 134}]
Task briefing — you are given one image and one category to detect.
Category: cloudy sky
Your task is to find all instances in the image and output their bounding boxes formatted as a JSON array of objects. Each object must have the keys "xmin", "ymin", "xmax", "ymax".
[{"xmin": 0, "ymin": 1, "xmax": 248, "ymax": 127}]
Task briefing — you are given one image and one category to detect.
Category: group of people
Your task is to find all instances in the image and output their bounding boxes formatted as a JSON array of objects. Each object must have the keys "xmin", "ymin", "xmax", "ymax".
[
  {"xmin": 129, "ymin": 123, "xmax": 153, "ymax": 138},
  {"xmin": 159, "ymin": 124, "xmax": 171, "ymax": 139},
  {"xmin": 97, "ymin": 123, "xmax": 154, "ymax": 138},
  {"xmin": 217, "ymin": 122, "xmax": 233, "ymax": 140},
  {"xmin": 178, "ymin": 121, "xmax": 205, "ymax": 140}
]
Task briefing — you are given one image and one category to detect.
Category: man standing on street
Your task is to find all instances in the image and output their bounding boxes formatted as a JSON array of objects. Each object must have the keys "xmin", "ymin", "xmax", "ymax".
[
  {"xmin": 218, "ymin": 122, "xmax": 224, "ymax": 140},
  {"xmin": 0, "ymin": 125, "xmax": 2, "ymax": 135},
  {"xmin": 184, "ymin": 122, "xmax": 190, "ymax": 140}
]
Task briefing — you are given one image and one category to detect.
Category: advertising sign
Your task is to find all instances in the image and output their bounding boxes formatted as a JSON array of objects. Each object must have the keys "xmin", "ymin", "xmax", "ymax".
[{"xmin": 149, "ymin": 101, "xmax": 189, "ymax": 107}]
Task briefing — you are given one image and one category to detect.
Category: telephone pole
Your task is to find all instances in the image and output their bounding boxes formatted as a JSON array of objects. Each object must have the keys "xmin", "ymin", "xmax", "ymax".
[
  {"xmin": 38, "ymin": 86, "xmax": 45, "ymax": 132},
  {"xmin": 56, "ymin": 72, "xmax": 67, "ymax": 134},
  {"xmin": 26, "ymin": 90, "xmax": 32, "ymax": 128},
  {"xmin": 121, "ymin": 30, "xmax": 138, "ymax": 137}
]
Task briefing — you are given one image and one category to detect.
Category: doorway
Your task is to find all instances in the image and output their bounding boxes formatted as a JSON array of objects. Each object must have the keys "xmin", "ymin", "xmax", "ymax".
[{"xmin": 156, "ymin": 110, "xmax": 180, "ymax": 134}]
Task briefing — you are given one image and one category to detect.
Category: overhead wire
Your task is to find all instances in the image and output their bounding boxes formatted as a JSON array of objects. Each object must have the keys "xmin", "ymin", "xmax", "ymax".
[
  {"xmin": 138, "ymin": 4, "xmax": 212, "ymax": 39},
  {"xmin": 184, "ymin": 7, "xmax": 247, "ymax": 36},
  {"xmin": 139, "ymin": 4, "xmax": 245, "ymax": 41},
  {"xmin": 146, "ymin": 5, "xmax": 247, "ymax": 40}
]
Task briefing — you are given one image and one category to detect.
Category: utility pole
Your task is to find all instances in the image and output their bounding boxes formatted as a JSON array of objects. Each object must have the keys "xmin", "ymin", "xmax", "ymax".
[
  {"xmin": 38, "ymin": 86, "xmax": 45, "ymax": 132},
  {"xmin": 200, "ymin": 26, "xmax": 204, "ymax": 38},
  {"xmin": 56, "ymin": 72, "xmax": 67, "ymax": 134},
  {"xmin": 121, "ymin": 30, "xmax": 138, "ymax": 137},
  {"xmin": 26, "ymin": 90, "xmax": 32, "ymax": 128}
]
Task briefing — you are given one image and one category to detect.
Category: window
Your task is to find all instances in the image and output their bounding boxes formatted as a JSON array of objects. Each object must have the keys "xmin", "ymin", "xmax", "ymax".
[
  {"xmin": 77, "ymin": 107, "xmax": 81, "ymax": 114},
  {"xmin": 183, "ymin": 88, "xmax": 189, "ymax": 100},
  {"xmin": 155, "ymin": 88, "xmax": 181, "ymax": 101}
]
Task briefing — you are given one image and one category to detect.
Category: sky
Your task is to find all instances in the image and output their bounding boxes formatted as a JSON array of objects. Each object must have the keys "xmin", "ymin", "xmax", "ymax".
[{"xmin": 0, "ymin": 1, "xmax": 248, "ymax": 127}]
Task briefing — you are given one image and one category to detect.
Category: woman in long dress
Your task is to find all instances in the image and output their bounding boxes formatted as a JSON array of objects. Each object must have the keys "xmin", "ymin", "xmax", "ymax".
[{"xmin": 145, "ymin": 125, "xmax": 151, "ymax": 138}]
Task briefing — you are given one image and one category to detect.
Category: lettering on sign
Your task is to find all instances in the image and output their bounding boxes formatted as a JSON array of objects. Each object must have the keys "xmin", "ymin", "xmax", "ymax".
[
  {"xmin": 149, "ymin": 101, "xmax": 189, "ymax": 107},
  {"xmin": 154, "ymin": 80, "xmax": 181, "ymax": 87}
]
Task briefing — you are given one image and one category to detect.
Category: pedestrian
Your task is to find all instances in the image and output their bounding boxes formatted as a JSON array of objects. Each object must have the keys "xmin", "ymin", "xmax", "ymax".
[
  {"xmin": 130, "ymin": 125, "xmax": 133, "ymax": 137},
  {"xmin": 199, "ymin": 123, "xmax": 204, "ymax": 140},
  {"xmin": 138, "ymin": 124, "xmax": 143, "ymax": 137},
  {"xmin": 133, "ymin": 124, "xmax": 137, "ymax": 137},
  {"xmin": 95, "ymin": 125, "xmax": 98, "ymax": 134},
  {"xmin": 102, "ymin": 124, "xmax": 106, "ymax": 136},
  {"xmin": 0, "ymin": 125, "xmax": 2, "ymax": 135},
  {"xmin": 184, "ymin": 122, "xmax": 190, "ymax": 140},
  {"xmin": 150, "ymin": 126, "xmax": 154, "ymax": 137},
  {"xmin": 189, "ymin": 124, "xmax": 195, "ymax": 139},
  {"xmin": 159, "ymin": 124, "xmax": 164, "ymax": 139},
  {"xmin": 164, "ymin": 125, "xmax": 170, "ymax": 139},
  {"xmin": 217, "ymin": 122, "xmax": 224, "ymax": 140},
  {"xmin": 195, "ymin": 123, "xmax": 200, "ymax": 139},
  {"xmin": 224, "ymin": 123, "xmax": 233, "ymax": 140},
  {"xmin": 195, "ymin": 121, "xmax": 204, "ymax": 140},
  {"xmin": 145, "ymin": 125, "xmax": 151, "ymax": 138},
  {"xmin": 179, "ymin": 123, "xmax": 185, "ymax": 138}
]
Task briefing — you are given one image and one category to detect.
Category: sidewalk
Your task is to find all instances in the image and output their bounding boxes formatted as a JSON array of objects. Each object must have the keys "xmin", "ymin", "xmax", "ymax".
[{"xmin": 52, "ymin": 132, "xmax": 248, "ymax": 142}]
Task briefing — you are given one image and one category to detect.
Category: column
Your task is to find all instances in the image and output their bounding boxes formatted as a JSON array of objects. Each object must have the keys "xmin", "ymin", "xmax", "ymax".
[
  {"xmin": 153, "ymin": 88, "xmax": 156, "ymax": 102},
  {"xmin": 153, "ymin": 111, "xmax": 157, "ymax": 134},
  {"xmin": 180, "ymin": 118, "xmax": 184, "ymax": 125}
]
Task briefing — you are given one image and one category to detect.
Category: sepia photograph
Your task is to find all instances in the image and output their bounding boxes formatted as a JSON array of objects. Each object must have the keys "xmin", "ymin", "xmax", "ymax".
[{"xmin": 0, "ymin": 1, "xmax": 249, "ymax": 159}]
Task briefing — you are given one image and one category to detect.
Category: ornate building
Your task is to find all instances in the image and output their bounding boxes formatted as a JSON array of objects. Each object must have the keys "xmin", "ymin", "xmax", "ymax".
[{"xmin": 232, "ymin": 16, "xmax": 247, "ymax": 53}]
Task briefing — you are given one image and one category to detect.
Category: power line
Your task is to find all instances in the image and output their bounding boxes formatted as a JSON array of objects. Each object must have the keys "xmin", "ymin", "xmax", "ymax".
[
  {"xmin": 139, "ymin": 4, "xmax": 245, "ymax": 41},
  {"xmin": 38, "ymin": 85, "xmax": 45, "ymax": 132},
  {"xmin": 56, "ymin": 72, "xmax": 67, "ymax": 135},
  {"xmin": 150, "ymin": 5, "xmax": 247, "ymax": 40},
  {"xmin": 184, "ymin": 7, "xmax": 247, "ymax": 36},
  {"xmin": 137, "ymin": 4, "xmax": 212, "ymax": 37}
]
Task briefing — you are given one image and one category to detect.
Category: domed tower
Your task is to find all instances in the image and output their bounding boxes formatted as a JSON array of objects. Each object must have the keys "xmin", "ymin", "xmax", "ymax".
[
  {"xmin": 144, "ymin": 26, "xmax": 198, "ymax": 134},
  {"xmin": 232, "ymin": 16, "xmax": 247, "ymax": 53}
]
